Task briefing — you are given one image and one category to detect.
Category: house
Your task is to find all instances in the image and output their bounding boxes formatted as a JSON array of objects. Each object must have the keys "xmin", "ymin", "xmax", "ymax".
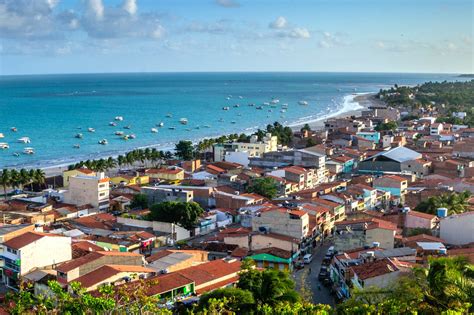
[
  {"xmin": 453, "ymin": 139, "xmax": 474, "ymax": 159},
  {"xmin": 63, "ymin": 172, "xmax": 110, "ymax": 211},
  {"xmin": 356, "ymin": 131, "xmax": 381, "ymax": 144},
  {"xmin": 144, "ymin": 185, "xmax": 214, "ymax": 208},
  {"xmin": 55, "ymin": 251, "xmax": 145, "ymax": 284},
  {"xmin": 373, "ymin": 175, "xmax": 408, "ymax": 198},
  {"xmin": 110, "ymin": 173, "xmax": 149, "ymax": 187},
  {"xmin": 404, "ymin": 210, "xmax": 439, "ymax": 230},
  {"xmin": 358, "ymin": 146, "xmax": 422, "ymax": 174},
  {"xmin": 62, "ymin": 168, "xmax": 96, "ymax": 188},
  {"xmin": 213, "ymin": 133, "xmax": 278, "ymax": 162},
  {"xmin": 215, "ymin": 191, "xmax": 265, "ymax": 210},
  {"xmin": 248, "ymin": 247, "xmax": 298, "ymax": 271},
  {"xmin": 440, "ymin": 212, "xmax": 474, "ymax": 245},
  {"xmin": 283, "ymin": 166, "xmax": 314, "ymax": 190},
  {"xmin": 142, "ymin": 186, "xmax": 193, "ymax": 204},
  {"xmin": 1, "ymin": 232, "xmax": 72, "ymax": 289},
  {"xmin": 335, "ymin": 218, "xmax": 397, "ymax": 250},
  {"xmin": 350, "ymin": 257, "xmax": 401, "ymax": 290},
  {"xmin": 332, "ymin": 155, "xmax": 355, "ymax": 174},
  {"xmin": 430, "ymin": 123, "xmax": 443, "ymax": 136},
  {"xmin": 146, "ymin": 250, "xmax": 208, "ymax": 273},
  {"xmin": 401, "ymin": 159, "xmax": 432, "ymax": 178},
  {"xmin": 145, "ymin": 167, "xmax": 184, "ymax": 183},
  {"xmin": 251, "ymin": 207, "xmax": 309, "ymax": 239}
]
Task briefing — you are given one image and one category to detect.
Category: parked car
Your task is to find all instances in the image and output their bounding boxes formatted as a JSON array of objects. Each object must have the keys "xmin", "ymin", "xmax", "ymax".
[
  {"xmin": 303, "ymin": 254, "xmax": 313, "ymax": 264},
  {"xmin": 294, "ymin": 260, "xmax": 305, "ymax": 270},
  {"xmin": 326, "ymin": 246, "xmax": 335, "ymax": 256},
  {"xmin": 318, "ymin": 266, "xmax": 328, "ymax": 280},
  {"xmin": 322, "ymin": 255, "xmax": 332, "ymax": 265}
]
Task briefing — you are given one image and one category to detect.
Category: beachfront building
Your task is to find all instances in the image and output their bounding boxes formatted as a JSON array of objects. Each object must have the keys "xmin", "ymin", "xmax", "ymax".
[
  {"xmin": 1, "ymin": 232, "xmax": 71, "ymax": 289},
  {"xmin": 62, "ymin": 168, "xmax": 97, "ymax": 188},
  {"xmin": 145, "ymin": 167, "xmax": 185, "ymax": 183},
  {"xmin": 249, "ymin": 148, "xmax": 326, "ymax": 169},
  {"xmin": 63, "ymin": 172, "xmax": 110, "ymax": 211},
  {"xmin": 213, "ymin": 133, "xmax": 278, "ymax": 163}
]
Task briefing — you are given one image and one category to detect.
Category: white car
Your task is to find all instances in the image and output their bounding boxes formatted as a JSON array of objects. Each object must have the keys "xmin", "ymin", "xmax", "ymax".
[{"xmin": 303, "ymin": 254, "xmax": 313, "ymax": 264}]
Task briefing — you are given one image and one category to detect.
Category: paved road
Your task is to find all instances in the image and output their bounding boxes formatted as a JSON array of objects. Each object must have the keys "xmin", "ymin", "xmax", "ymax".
[{"xmin": 294, "ymin": 243, "xmax": 335, "ymax": 306}]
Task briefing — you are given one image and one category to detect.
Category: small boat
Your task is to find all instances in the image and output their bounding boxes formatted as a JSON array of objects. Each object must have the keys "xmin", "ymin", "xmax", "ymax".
[
  {"xmin": 115, "ymin": 116, "xmax": 124, "ymax": 121},
  {"xmin": 23, "ymin": 147, "xmax": 35, "ymax": 154},
  {"xmin": 157, "ymin": 122, "xmax": 164, "ymax": 127},
  {"xmin": 115, "ymin": 131, "xmax": 124, "ymax": 136},
  {"xmin": 271, "ymin": 99, "xmax": 280, "ymax": 104},
  {"xmin": 18, "ymin": 137, "xmax": 31, "ymax": 144},
  {"xmin": 73, "ymin": 144, "xmax": 80, "ymax": 149},
  {"xmin": 237, "ymin": 113, "xmax": 242, "ymax": 116},
  {"xmin": 179, "ymin": 118, "xmax": 188, "ymax": 125},
  {"xmin": 280, "ymin": 109, "xmax": 286, "ymax": 113},
  {"xmin": 298, "ymin": 100, "xmax": 308, "ymax": 106},
  {"xmin": 281, "ymin": 104, "xmax": 288, "ymax": 109},
  {"xmin": 222, "ymin": 106, "xmax": 230, "ymax": 111},
  {"xmin": 0, "ymin": 143, "xmax": 9, "ymax": 149},
  {"xmin": 0, "ymin": 133, "xmax": 4, "ymax": 138},
  {"xmin": 98, "ymin": 139, "xmax": 108, "ymax": 145},
  {"xmin": 226, "ymin": 97, "xmax": 231, "ymax": 100},
  {"xmin": 124, "ymin": 125, "xmax": 131, "ymax": 129},
  {"xmin": 218, "ymin": 118, "xmax": 224, "ymax": 122},
  {"xmin": 169, "ymin": 127, "xmax": 176, "ymax": 130},
  {"xmin": 13, "ymin": 152, "xmax": 20, "ymax": 157},
  {"xmin": 129, "ymin": 134, "xmax": 136, "ymax": 139},
  {"xmin": 122, "ymin": 135, "xmax": 129, "ymax": 140},
  {"xmin": 263, "ymin": 102, "xmax": 270, "ymax": 106},
  {"xmin": 11, "ymin": 127, "xmax": 17, "ymax": 132},
  {"xmin": 204, "ymin": 125, "xmax": 211, "ymax": 128},
  {"xmin": 75, "ymin": 133, "xmax": 83, "ymax": 139},
  {"xmin": 195, "ymin": 126, "xmax": 200, "ymax": 130},
  {"xmin": 268, "ymin": 109, "xmax": 273, "ymax": 112},
  {"xmin": 186, "ymin": 128, "xmax": 191, "ymax": 131},
  {"xmin": 248, "ymin": 103, "xmax": 255, "ymax": 107},
  {"xmin": 166, "ymin": 113, "xmax": 173, "ymax": 118},
  {"xmin": 239, "ymin": 96, "xmax": 243, "ymax": 99},
  {"xmin": 231, "ymin": 121, "xmax": 236, "ymax": 124},
  {"xmin": 88, "ymin": 128, "xmax": 95, "ymax": 132},
  {"xmin": 256, "ymin": 106, "xmax": 263, "ymax": 110},
  {"xmin": 233, "ymin": 104, "xmax": 240, "ymax": 108},
  {"xmin": 151, "ymin": 128, "xmax": 158, "ymax": 133},
  {"xmin": 109, "ymin": 122, "xmax": 117, "ymax": 126}
]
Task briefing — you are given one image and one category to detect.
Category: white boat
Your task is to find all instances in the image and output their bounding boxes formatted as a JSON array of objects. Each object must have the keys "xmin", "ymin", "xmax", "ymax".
[
  {"xmin": 23, "ymin": 147, "xmax": 34, "ymax": 154},
  {"xmin": 122, "ymin": 135, "xmax": 129, "ymax": 140},
  {"xmin": 263, "ymin": 102, "xmax": 270, "ymax": 106},
  {"xmin": 73, "ymin": 144, "xmax": 80, "ymax": 149},
  {"xmin": 233, "ymin": 104, "xmax": 240, "ymax": 108},
  {"xmin": 248, "ymin": 103, "xmax": 255, "ymax": 107},
  {"xmin": 0, "ymin": 133, "xmax": 4, "ymax": 138},
  {"xmin": 271, "ymin": 99, "xmax": 280, "ymax": 104},
  {"xmin": 124, "ymin": 125, "xmax": 131, "ymax": 129},
  {"xmin": 0, "ymin": 143, "xmax": 9, "ymax": 149},
  {"xmin": 179, "ymin": 118, "xmax": 188, "ymax": 125},
  {"xmin": 151, "ymin": 128, "xmax": 158, "ymax": 133},
  {"xmin": 222, "ymin": 106, "xmax": 230, "ymax": 110},
  {"xmin": 280, "ymin": 109, "xmax": 286, "ymax": 113},
  {"xmin": 298, "ymin": 100, "xmax": 308, "ymax": 106},
  {"xmin": 226, "ymin": 97, "xmax": 231, "ymax": 100},
  {"xmin": 11, "ymin": 127, "xmax": 17, "ymax": 132},
  {"xmin": 166, "ymin": 113, "xmax": 173, "ymax": 118},
  {"xmin": 129, "ymin": 134, "xmax": 136, "ymax": 139},
  {"xmin": 157, "ymin": 122, "xmax": 164, "ymax": 127},
  {"xmin": 115, "ymin": 116, "xmax": 124, "ymax": 121},
  {"xmin": 75, "ymin": 133, "xmax": 83, "ymax": 139},
  {"xmin": 256, "ymin": 106, "xmax": 263, "ymax": 110},
  {"xmin": 115, "ymin": 131, "xmax": 124, "ymax": 136},
  {"xmin": 98, "ymin": 139, "xmax": 108, "ymax": 145},
  {"xmin": 13, "ymin": 152, "xmax": 20, "ymax": 157},
  {"xmin": 282, "ymin": 104, "xmax": 288, "ymax": 109},
  {"xmin": 88, "ymin": 128, "xmax": 95, "ymax": 132},
  {"xmin": 239, "ymin": 96, "xmax": 243, "ymax": 99},
  {"xmin": 204, "ymin": 125, "xmax": 211, "ymax": 128},
  {"xmin": 109, "ymin": 122, "xmax": 117, "ymax": 126},
  {"xmin": 18, "ymin": 137, "xmax": 31, "ymax": 144}
]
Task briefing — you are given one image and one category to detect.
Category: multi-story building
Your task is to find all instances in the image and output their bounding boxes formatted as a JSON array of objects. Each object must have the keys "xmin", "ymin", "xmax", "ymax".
[
  {"xmin": 213, "ymin": 133, "xmax": 278, "ymax": 162},
  {"xmin": 252, "ymin": 208, "xmax": 309, "ymax": 240},
  {"xmin": 142, "ymin": 186, "xmax": 193, "ymax": 204},
  {"xmin": 283, "ymin": 166, "xmax": 314, "ymax": 191},
  {"xmin": 249, "ymin": 148, "xmax": 325, "ymax": 169},
  {"xmin": 373, "ymin": 175, "xmax": 408, "ymax": 198},
  {"xmin": 64, "ymin": 172, "xmax": 110, "ymax": 211},
  {"xmin": 145, "ymin": 167, "xmax": 185, "ymax": 183},
  {"xmin": 62, "ymin": 168, "xmax": 96, "ymax": 188},
  {"xmin": 1, "ymin": 232, "xmax": 71, "ymax": 289}
]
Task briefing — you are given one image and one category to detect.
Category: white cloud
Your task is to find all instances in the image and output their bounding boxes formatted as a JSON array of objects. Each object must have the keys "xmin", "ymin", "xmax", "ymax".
[
  {"xmin": 269, "ymin": 16, "xmax": 287, "ymax": 29},
  {"xmin": 277, "ymin": 27, "xmax": 311, "ymax": 39},
  {"xmin": 122, "ymin": 0, "xmax": 137, "ymax": 15},
  {"xmin": 185, "ymin": 19, "xmax": 232, "ymax": 34},
  {"xmin": 85, "ymin": 0, "xmax": 104, "ymax": 20},
  {"xmin": 215, "ymin": 0, "xmax": 240, "ymax": 8},
  {"xmin": 318, "ymin": 32, "xmax": 346, "ymax": 48}
]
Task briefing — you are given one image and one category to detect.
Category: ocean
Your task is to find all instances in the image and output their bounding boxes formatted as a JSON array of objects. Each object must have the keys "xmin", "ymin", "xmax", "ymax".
[{"xmin": 0, "ymin": 72, "xmax": 464, "ymax": 169}]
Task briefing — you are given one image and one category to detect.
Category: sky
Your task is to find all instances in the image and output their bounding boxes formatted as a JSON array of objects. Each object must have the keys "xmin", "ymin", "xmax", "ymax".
[{"xmin": 0, "ymin": 0, "xmax": 472, "ymax": 75}]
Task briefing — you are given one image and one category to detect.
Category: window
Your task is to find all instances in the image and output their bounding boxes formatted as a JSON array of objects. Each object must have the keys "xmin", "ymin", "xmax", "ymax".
[{"xmin": 7, "ymin": 247, "xmax": 17, "ymax": 255}]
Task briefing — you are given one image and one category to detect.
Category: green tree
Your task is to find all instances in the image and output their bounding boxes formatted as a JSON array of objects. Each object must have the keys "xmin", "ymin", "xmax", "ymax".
[
  {"xmin": 175, "ymin": 140, "xmax": 195, "ymax": 160},
  {"xmin": 147, "ymin": 201, "xmax": 204, "ymax": 229},
  {"xmin": 0, "ymin": 169, "xmax": 10, "ymax": 200},
  {"xmin": 306, "ymin": 138, "xmax": 317, "ymax": 147},
  {"xmin": 198, "ymin": 288, "xmax": 255, "ymax": 313},
  {"xmin": 130, "ymin": 193, "xmax": 149, "ymax": 209},
  {"xmin": 415, "ymin": 191, "xmax": 471, "ymax": 215},
  {"xmin": 246, "ymin": 177, "xmax": 279, "ymax": 199},
  {"xmin": 374, "ymin": 121, "xmax": 398, "ymax": 132},
  {"xmin": 300, "ymin": 123, "xmax": 311, "ymax": 133}
]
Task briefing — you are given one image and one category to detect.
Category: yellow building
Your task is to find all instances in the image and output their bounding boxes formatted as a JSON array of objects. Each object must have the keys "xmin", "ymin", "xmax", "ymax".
[
  {"xmin": 145, "ymin": 167, "xmax": 185, "ymax": 182},
  {"xmin": 110, "ymin": 173, "xmax": 149, "ymax": 186},
  {"xmin": 63, "ymin": 168, "xmax": 96, "ymax": 187}
]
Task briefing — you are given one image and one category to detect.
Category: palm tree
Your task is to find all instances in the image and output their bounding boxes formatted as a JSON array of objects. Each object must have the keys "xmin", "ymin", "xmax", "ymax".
[
  {"xmin": 0, "ymin": 169, "xmax": 10, "ymax": 200},
  {"xmin": 33, "ymin": 169, "xmax": 45, "ymax": 190},
  {"xmin": 8, "ymin": 169, "xmax": 20, "ymax": 190},
  {"xmin": 19, "ymin": 169, "xmax": 31, "ymax": 190}
]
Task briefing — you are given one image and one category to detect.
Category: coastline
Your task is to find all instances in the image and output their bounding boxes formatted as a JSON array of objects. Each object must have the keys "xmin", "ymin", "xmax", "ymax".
[{"xmin": 38, "ymin": 93, "xmax": 377, "ymax": 178}]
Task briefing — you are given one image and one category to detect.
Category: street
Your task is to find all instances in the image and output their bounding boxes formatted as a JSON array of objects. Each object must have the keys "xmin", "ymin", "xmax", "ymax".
[{"xmin": 294, "ymin": 243, "xmax": 335, "ymax": 306}]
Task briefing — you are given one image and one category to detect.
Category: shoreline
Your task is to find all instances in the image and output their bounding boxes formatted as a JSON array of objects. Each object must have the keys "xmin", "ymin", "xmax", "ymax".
[{"xmin": 29, "ymin": 93, "xmax": 377, "ymax": 178}]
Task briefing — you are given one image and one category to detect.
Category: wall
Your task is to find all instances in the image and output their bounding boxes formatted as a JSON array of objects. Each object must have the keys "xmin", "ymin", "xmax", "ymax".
[
  {"xmin": 440, "ymin": 214, "xmax": 474, "ymax": 245},
  {"xmin": 21, "ymin": 236, "xmax": 71, "ymax": 275},
  {"xmin": 365, "ymin": 228, "xmax": 395, "ymax": 249}
]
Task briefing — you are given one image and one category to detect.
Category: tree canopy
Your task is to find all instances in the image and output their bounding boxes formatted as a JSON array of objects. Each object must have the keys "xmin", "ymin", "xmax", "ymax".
[
  {"xmin": 415, "ymin": 191, "xmax": 471, "ymax": 215},
  {"xmin": 246, "ymin": 177, "xmax": 279, "ymax": 199},
  {"xmin": 147, "ymin": 201, "xmax": 204, "ymax": 229},
  {"xmin": 175, "ymin": 140, "xmax": 195, "ymax": 160},
  {"xmin": 130, "ymin": 193, "xmax": 149, "ymax": 210}
]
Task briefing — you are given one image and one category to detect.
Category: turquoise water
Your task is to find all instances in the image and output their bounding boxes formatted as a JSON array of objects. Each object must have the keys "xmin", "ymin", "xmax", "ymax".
[{"xmin": 0, "ymin": 72, "xmax": 464, "ymax": 168}]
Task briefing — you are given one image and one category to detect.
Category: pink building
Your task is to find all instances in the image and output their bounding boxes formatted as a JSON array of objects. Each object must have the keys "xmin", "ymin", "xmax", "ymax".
[{"xmin": 404, "ymin": 210, "xmax": 438, "ymax": 230}]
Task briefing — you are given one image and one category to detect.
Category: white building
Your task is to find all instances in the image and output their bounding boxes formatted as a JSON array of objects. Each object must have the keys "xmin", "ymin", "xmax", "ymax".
[
  {"xmin": 1, "ymin": 232, "xmax": 71, "ymax": 288},
  {"xmin": 64, "ymin": 172, "xmax": 110, "ymax": 211},
  {"xmin": 440, "ymin": 212, "xmax": 474, "ymax": 245},
  {"xmin": 252, "ymin": 207, "xmax": 309, "ymax": 239},
  {"xmin": 213, "ymin": 133, "xmax": 278, "ymax": 162}
]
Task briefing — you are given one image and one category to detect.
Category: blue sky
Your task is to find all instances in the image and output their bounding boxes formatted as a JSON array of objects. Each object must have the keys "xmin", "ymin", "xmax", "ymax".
[{"xmin": 0, "ymin": 0, "xmax": 472, "ymax": 75}]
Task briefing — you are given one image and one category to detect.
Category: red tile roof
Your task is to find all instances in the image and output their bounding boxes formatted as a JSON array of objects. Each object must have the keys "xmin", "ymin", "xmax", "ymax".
[
  {"xmin": 56, "ymin": 251, "xmax": 142, "ymax": 273},
  {"xmin": 176, "ymin": 259, "xmax": 241, "ymax": 286},
  {"xmin": 351, "ymin": 258, "xmax": 399, "ymax": 280},
  {"xmin": 3, "ymin": 232, "xmax": 61, "ymax": 250},
  {"xmin": 74, "ymin": 264, "xmax": 154, "ymax": 288},
  {"xmin": 407, "ymin": 210, "xmax": 436, "ymax": 220}
]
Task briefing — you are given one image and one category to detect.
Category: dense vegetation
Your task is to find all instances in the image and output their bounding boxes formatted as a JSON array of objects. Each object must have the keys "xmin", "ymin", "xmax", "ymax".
[
  {"xmin": 377, "ymin": 80, "xmax": 474, "ymax": 127},
  {"xmin": 147, "ymin": 201, "xmax": 204, "ymax": 229},
  {"xmin": 246, "ymin": 177, "xmax": 279, "ymax": 199},
  {"xmin": 129, "ymin": 193, "xmax": 149, "ymax": 210},
  {"xmin": 0, "ymin": 168, "xmax": 46, "ymax": 198},
  {"xmin": 415, "ymin": 191, "xmax": 471, "ymax": 216}
]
